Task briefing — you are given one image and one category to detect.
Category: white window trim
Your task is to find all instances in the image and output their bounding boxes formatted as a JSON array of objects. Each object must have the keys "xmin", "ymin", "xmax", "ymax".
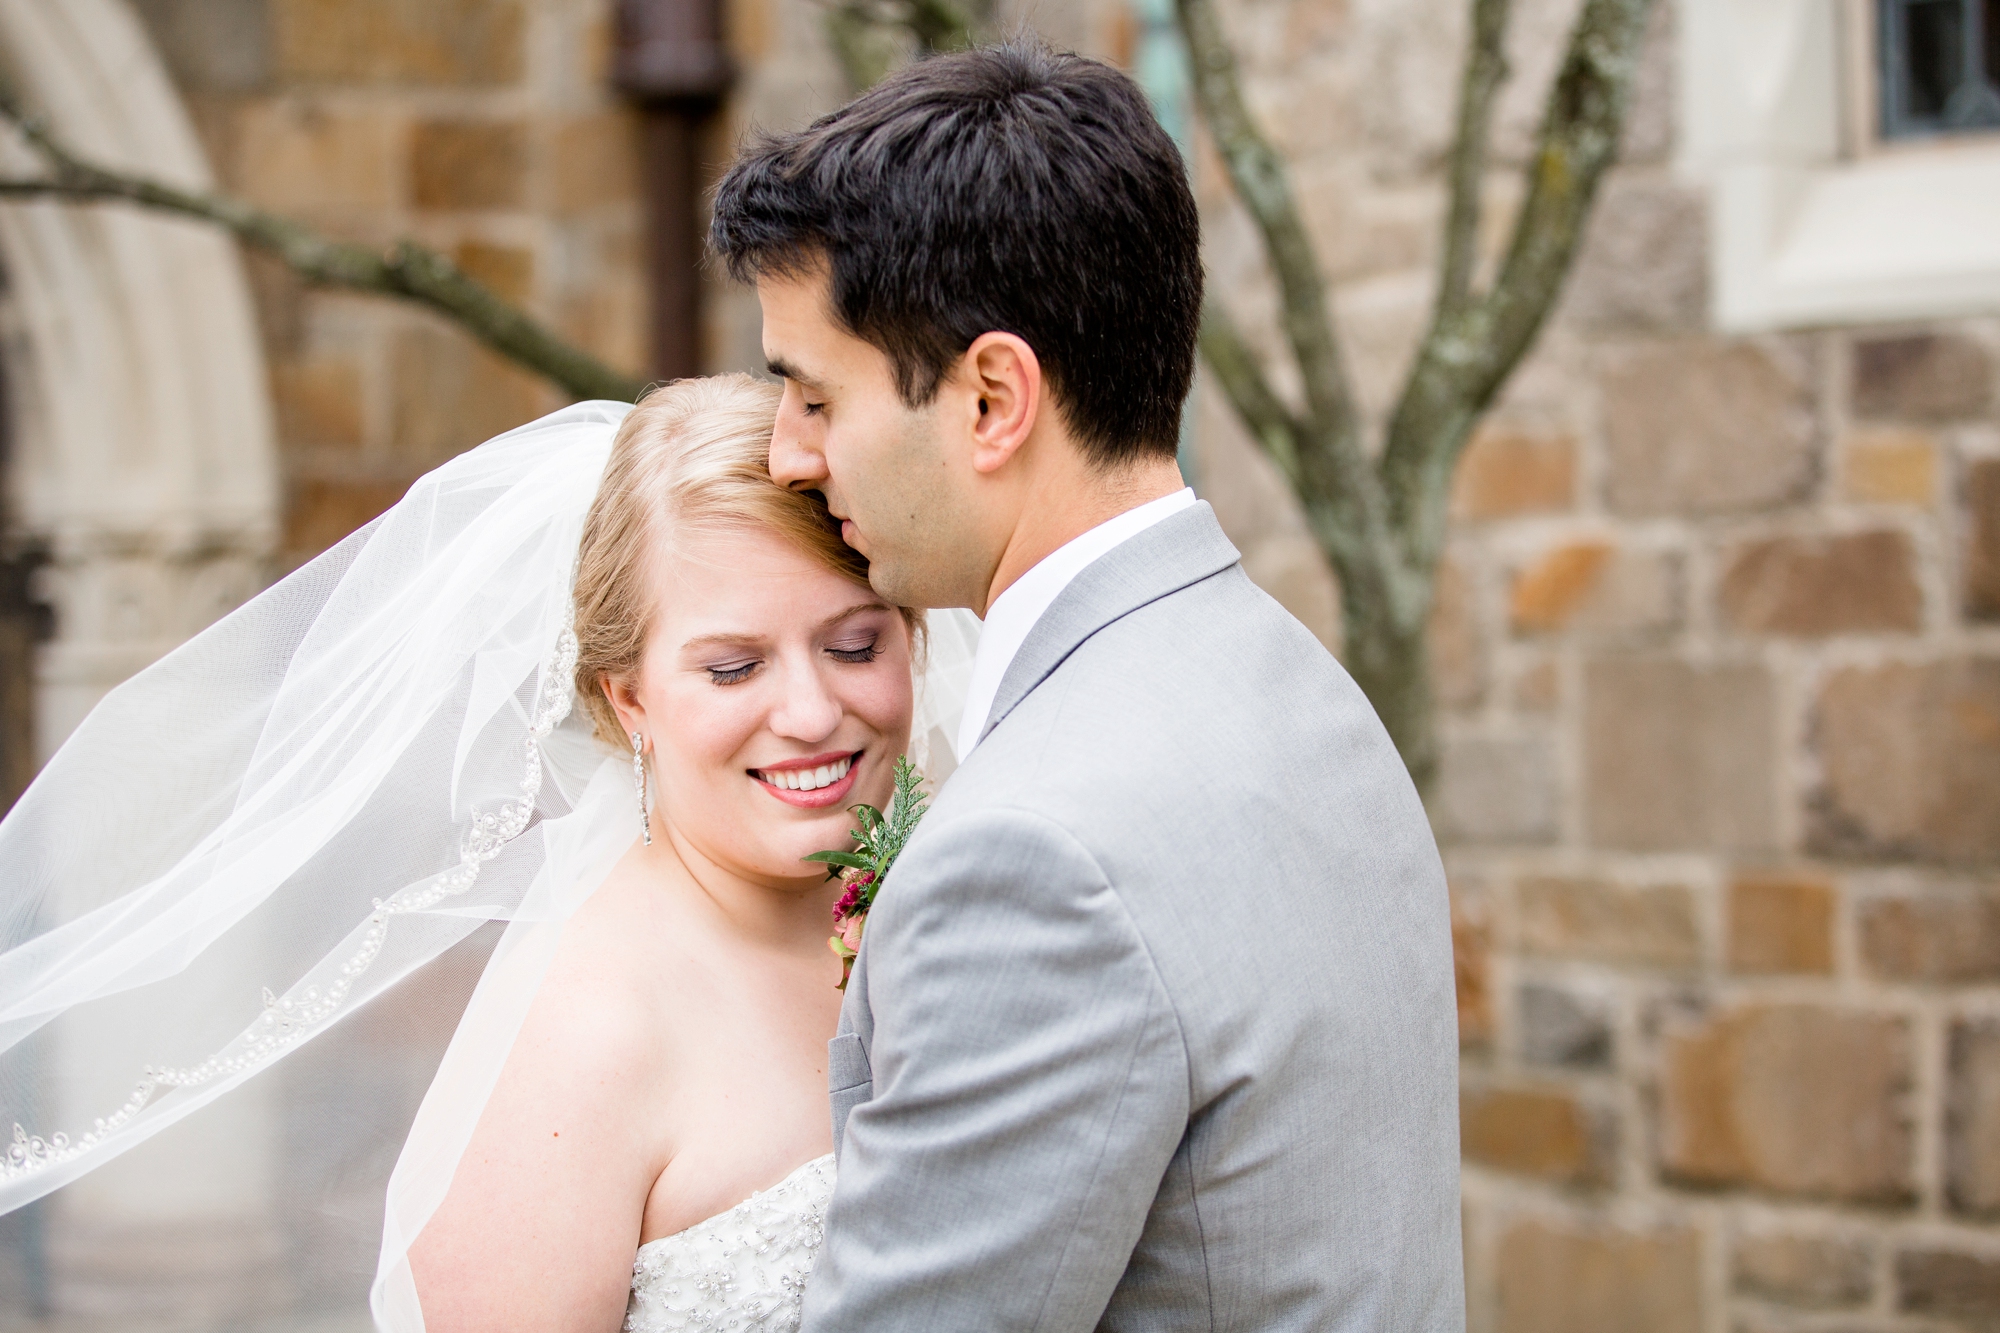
[{"xmin": 1679, "ymin": 0, "xmax": 2000, "ymax": 331}]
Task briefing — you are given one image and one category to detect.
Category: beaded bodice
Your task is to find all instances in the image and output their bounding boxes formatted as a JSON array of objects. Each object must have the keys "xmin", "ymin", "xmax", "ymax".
[{"xmin": 624, "ymin": 1154, "xmax": 835, "ymax": 1333}]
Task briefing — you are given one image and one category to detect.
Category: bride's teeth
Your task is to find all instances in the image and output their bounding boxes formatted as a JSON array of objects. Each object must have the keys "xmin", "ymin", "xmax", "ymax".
[{"xmin": 758, "ymin": 756, "xmax": 852, "ymax": 791}]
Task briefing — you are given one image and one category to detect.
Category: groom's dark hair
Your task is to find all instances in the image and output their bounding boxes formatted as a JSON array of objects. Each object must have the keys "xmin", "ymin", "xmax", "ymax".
[{"xmin": 709, "ymin": 39, "xmax": 1202, "ymax": 466}]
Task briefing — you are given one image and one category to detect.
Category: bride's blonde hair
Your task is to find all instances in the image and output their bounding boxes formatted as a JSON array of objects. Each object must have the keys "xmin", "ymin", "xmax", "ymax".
[{"xmin": 572, "ymin": 374, "xmax": 918, "ymax": 747}]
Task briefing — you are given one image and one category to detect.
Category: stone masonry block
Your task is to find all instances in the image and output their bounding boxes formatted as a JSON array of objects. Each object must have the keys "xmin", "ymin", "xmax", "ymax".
[
  {"xmin": 1970, "ymin": 459, "xmax": 2000, "ymax": 621},
  {"xmin": 1727, "ymin": 873, "xmax": 1836, "ymax": 976},
  {"xmin": 1450, "ymin": 423, "xmax": 1577, "ymax": 520},
  {"xmin": 1452, "ymin": 880, "xmax": 1494, "ymax": 1051},
  {"xmin": 1460, "ymin": 1081, "xmax": 1612, "ymax": 1187},
  {"xmin": 1603, "ymin": 342, "xmax": 1815, "ymax": 517},
  {"xmin": 1842, "ymin": 426, "xmax": 1939, "ymax": 505},
  {"xmin": 1431, "ymin": 734, "xmax": 1558, "ymax": 846},
  {"xmin": 1511, "ymin": 542, "xmax": 1679, "ymax": 636},
  {"xmin": 1897, "ymin": 1247, "xmax": 2000, "ymax": 1325},
  {"xmin": 1585, "ymin": 657, "xmax": 1777, "ymax": 853},
  {"xmin": 551, "ymin": 111, "xmax": 643, "ymax": 216},
  {"xmin": 1512, "ymin": 542, "xmax": 1609, "ymax": 632},
  {"xmin": 271, "ymin": 356, "xmax": 363, "ymax": 451},
  {"xmin": 1429, "ymin": 556, "xmax": 1485, "ymax": 712},
  {"xmin": 1659, "ymin": 1004, "xmax": 1913, "ymax": 1203},
  {"xmin": 1518, "ymin": 876, "xmax": 1700, "ymax": 970},
  {"xmin": 1809, "ymin": 657, "xmax": 2000, "ymax": 864},
  {"xmin": 1718, "ymin": 530, "xmax": 1923, "ymax": 637},
  {"xmin": 1853, "ymin": 332, "xmax": 1995, "ymax": 422},
  {"xmin": 1949, "ymin": 1018, "xmax": 2000, "ymax": 1216},
  {"xmin": 1733, "ymin": 1231, "xmax": 1874, "ymax": 1308},
  {"xmin": 391, "ymin": 323, "xmax": 549, "ymax": 470},
  {"xmin": 275, "ymin": 0, "xmax": 524, "ymax": 87},
  {"xmin": 284, "ymin": 478, "xmax": 408, "ymax": 560},
  {"xmin": 1519, "ymin": 983, "xmax": 1612, "ymax": 1069},
  {"xmin": 1859, "ymin": 885, "xmax": 2000, "ymax": 984},
  {"xmin": 1563, "ymin": 176, "xmax": 1707, "ymax": 334},
  {"xmin": 236, "ymin": 100, "xmax": 400, "ymax": 214},
  {"xmin": 452, "ymin": 240, "xmax": 534, "ymax": 307},
  {"xmin": 1510, "ymin": 657, "xmax": 1560, "ymax": 713},
  {"xmin": 411, "ymin": 119, "xmax": 527, "ymax": 211},
  {"xmin": 1496, "ymin": 1218, "xmax": 1703, "ymax": 1333}
]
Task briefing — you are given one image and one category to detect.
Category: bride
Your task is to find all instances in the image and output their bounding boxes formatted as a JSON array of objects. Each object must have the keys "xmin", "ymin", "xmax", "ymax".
[{"xmin": 0, "ymin": 375, "xmax": 977, "ymax": 1332}]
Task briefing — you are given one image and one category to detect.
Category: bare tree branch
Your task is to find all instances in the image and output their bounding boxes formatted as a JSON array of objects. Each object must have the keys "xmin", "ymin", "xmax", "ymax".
[
  {"xmin": 1173, "ymin": 0, "xmax": 1360, "ymax": 447},
  {"xmin": 0, "ymin": 93, "xmax": 647, "ymax": 404},
  {"xmin": 820, "ymin": 0, "xmax": 985, "ymax": 91},
  {"xmin": 1197, "ymin": 302, "xmax": 1302, "ymax": 488},
  {"xmin": 1381, "ymin": 0, "xmax": 1654, "ymax": 571},
  {"xmin": 1436, "ymin": 0, "xmax": 1512, "ymax": 319},
  {"xmin": 1476, "ymin": 0, "xmax": 1652, "ymax": 394}
]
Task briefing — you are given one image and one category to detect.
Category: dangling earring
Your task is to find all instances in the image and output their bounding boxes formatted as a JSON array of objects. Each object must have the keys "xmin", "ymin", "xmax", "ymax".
[{"xmin": 631, "ymin": 730, "xmax": 651, "ymax": 846}]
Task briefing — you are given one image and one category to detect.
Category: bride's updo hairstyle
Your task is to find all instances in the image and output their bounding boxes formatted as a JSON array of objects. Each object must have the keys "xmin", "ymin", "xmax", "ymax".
[{"xmin": 571, "ymin": 373, "xmax": 918, "ymax": 747}]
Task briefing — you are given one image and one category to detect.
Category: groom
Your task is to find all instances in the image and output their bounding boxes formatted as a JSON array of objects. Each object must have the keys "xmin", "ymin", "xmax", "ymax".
[{"xmin": 713, "ymin": 40, "xmax": 1462, "ymax": 1332}]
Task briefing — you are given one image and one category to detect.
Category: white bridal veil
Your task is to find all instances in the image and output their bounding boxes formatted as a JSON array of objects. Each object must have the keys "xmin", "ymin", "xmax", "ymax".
[{"xmin": 0, "ymin": 399, "xmax": 979, "ymax": 1327}]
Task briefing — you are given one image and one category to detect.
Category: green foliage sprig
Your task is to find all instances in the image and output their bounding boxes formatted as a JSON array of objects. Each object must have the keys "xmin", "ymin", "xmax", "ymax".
[{"xmin": 806, "ymin": 755, "xmax": 931, "ymax": 988}]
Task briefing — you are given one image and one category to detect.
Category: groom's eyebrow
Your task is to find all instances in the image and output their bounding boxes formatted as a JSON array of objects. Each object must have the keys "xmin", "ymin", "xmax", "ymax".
[{"xmin": 767, "ymin": 356, "xmax": 827, "ymax": 393}]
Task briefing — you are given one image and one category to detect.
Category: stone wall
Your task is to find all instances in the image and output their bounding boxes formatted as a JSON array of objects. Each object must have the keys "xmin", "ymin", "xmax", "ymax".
[
  {"xmin": 120, "ymin": 1, "xmax": 2000, "ymax": 1331},
  {"xmin": 131, "ymin": 0, "xmax": 645, "ymax": 569},
  {"xmin": 1187, "ymin": 2, "xmax": 2000, "ymax": 1331}
]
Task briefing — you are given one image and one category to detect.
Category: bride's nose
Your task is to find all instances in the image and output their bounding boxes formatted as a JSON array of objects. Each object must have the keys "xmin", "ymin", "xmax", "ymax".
[{"xmin": 766, "ymin": 658, "xmax": 843, "ymax": 743}]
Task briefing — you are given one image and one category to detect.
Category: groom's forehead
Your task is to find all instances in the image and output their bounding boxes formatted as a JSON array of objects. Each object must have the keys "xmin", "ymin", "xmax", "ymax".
[
  {"xmin": 759, "ymin": 271, "xmax": 898, "ymax": 391},
  {"xmin": 758, "ymin": 271, "xmax": 838, "ymax": 357}
]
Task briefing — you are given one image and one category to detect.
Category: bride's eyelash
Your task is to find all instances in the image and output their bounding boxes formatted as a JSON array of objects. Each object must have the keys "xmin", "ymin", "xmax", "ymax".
[
  {"xmin": 707, "ymin": 661, "xmax": 759, "ymax": 685},
  {"xmin": 828, "ymin": 640, "xmax": 879, "ymax": 664}
]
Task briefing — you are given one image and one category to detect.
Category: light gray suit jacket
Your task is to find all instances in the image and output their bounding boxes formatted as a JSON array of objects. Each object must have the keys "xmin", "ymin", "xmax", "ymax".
[{"xmin": 802, "ymin": 503, "xmax": 1463, "ymax": 1332}]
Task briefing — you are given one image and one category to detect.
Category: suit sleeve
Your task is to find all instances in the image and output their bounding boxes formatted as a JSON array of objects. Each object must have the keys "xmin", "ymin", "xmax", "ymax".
[{"xmin": 799, "ymin": 805, "xmax": 1191, "ymax": 1333}]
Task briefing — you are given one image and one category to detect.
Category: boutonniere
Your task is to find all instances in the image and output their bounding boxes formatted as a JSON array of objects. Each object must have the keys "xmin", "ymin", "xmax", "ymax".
[{"xmin": 806, "ymin": 755, "xmax": 930, "ymax": 990}]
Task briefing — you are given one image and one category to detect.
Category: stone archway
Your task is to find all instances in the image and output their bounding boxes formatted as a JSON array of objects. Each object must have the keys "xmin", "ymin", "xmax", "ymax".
[
  {"xmin": 0, "ymin": 0, "xmax": 281, "ymax": 1319},
  {"xmin": 0, "ymin": 0, "xmax": 279, "ymax": 761}
]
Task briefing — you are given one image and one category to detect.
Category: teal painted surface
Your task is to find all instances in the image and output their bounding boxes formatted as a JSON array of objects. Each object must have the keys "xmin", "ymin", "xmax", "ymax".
[{"xmin": 1131, "ymin": 0, "xmax": 1200, "ymax": 491}]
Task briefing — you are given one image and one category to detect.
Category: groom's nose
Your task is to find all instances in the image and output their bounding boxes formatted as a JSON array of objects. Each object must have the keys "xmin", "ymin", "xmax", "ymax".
[{"xmin": 769, "ymin": 400, "xmax": 828, "ymax": 493}]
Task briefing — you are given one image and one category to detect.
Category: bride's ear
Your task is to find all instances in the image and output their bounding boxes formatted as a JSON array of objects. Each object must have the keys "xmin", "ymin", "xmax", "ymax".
[
  {"xmin": 964, "ymin": 332, "xmax": 1040, "ymax": 476},
  {"xmin": 603, "ymin": 672, "xmax": 647, "ymax": 740}
]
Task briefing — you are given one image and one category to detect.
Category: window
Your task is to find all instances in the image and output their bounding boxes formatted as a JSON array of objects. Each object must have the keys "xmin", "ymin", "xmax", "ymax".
[
  {"xmin": 1680, "ymin": 0, "xmax": 2000, "ymax": 330},
  {"xmin": 1880, "ymin": 0, "xmax": 2000, "ymax": 139}
]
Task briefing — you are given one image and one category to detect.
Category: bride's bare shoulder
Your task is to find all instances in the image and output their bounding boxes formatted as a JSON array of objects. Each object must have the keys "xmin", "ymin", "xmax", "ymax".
[{"xmin": 521, "ymin": 850, "xmax": 681, "ymax": 1071}]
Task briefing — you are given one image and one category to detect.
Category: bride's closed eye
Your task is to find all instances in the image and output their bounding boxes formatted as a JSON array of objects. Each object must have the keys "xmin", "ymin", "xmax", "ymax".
[
  {"xmin": 706, "ymin": 659, "xmax": 760, "ymax": 685},
  {"xmin": 826, "ymin": 635, "xmax": 880, "ymax": 665}
]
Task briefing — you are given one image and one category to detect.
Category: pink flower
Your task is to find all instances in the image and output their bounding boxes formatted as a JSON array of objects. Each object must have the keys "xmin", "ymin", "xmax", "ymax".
[
  {"xmin": 840, "ymin": 911, "xmax": 867, "ymax": 954},
  {"xmin": 832, "ymin": 884, "xmax": 863, "ymax": 924}
]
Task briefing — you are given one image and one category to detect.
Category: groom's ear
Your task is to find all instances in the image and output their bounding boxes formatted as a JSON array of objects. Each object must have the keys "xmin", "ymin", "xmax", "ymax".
[{"xmin": 963, "ymin": 332, "xmax": 1041, "ymax": 476}]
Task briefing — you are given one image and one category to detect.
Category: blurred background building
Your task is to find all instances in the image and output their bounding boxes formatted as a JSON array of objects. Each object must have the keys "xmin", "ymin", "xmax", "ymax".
[{"xmin": 0, "ymin": 0, "xmax": 1994, "ymax": 1329}]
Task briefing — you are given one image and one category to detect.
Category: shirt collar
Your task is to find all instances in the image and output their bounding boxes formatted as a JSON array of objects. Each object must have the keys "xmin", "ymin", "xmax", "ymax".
[{"xmin": 953, "ymin": 488, "xmax": 1196, "ymax": 761}]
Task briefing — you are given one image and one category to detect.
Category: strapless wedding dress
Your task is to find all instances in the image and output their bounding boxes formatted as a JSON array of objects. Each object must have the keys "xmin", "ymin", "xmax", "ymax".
[{"xmin": 624, "ymin": 1154, "xmax": 837, "ymax": 1332}]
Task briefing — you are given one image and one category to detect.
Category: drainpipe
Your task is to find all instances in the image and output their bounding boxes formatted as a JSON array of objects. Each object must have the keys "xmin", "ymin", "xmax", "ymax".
[{"xmin": 613, "ymin": 0, "xmax": 734, "ymax": 382}]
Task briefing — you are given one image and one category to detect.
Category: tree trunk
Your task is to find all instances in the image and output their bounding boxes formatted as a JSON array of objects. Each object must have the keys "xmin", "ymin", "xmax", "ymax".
[{"xmin": 1341, "ymin": 588, "xmax": 1437, "ymax": 796}]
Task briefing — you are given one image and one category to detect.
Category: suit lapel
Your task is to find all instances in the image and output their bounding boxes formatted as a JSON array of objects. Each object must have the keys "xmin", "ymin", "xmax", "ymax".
[{"xmin": 978, "ymin": 501, "xmax": 1240, "ymax": 746}]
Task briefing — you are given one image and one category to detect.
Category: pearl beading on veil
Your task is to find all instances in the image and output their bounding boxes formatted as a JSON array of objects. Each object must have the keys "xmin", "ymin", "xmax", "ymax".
[{"xmin": 3, "ymin": 620, "xmax": 581, "ymax": 1185}]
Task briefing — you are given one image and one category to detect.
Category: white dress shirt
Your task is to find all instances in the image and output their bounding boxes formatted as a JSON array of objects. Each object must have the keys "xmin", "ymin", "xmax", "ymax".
[{"xmin": 955, "ymin": 488, "xmax": 1196, "ymax": 760}]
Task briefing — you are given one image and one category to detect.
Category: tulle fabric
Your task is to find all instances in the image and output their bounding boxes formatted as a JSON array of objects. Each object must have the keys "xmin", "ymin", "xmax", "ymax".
[{"xmin": 0, "ymin": 398, "xmax": 979, "ymax": 1330}]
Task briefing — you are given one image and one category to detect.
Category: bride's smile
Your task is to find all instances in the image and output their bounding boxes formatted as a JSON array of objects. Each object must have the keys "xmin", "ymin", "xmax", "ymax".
[
  {"xmin": 750, "ymin": 750, "xmax": 860, "ymax": 802},
  {"xmin": 624, "ymin": 523, "xmax": 914, "ymax": 877}
]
